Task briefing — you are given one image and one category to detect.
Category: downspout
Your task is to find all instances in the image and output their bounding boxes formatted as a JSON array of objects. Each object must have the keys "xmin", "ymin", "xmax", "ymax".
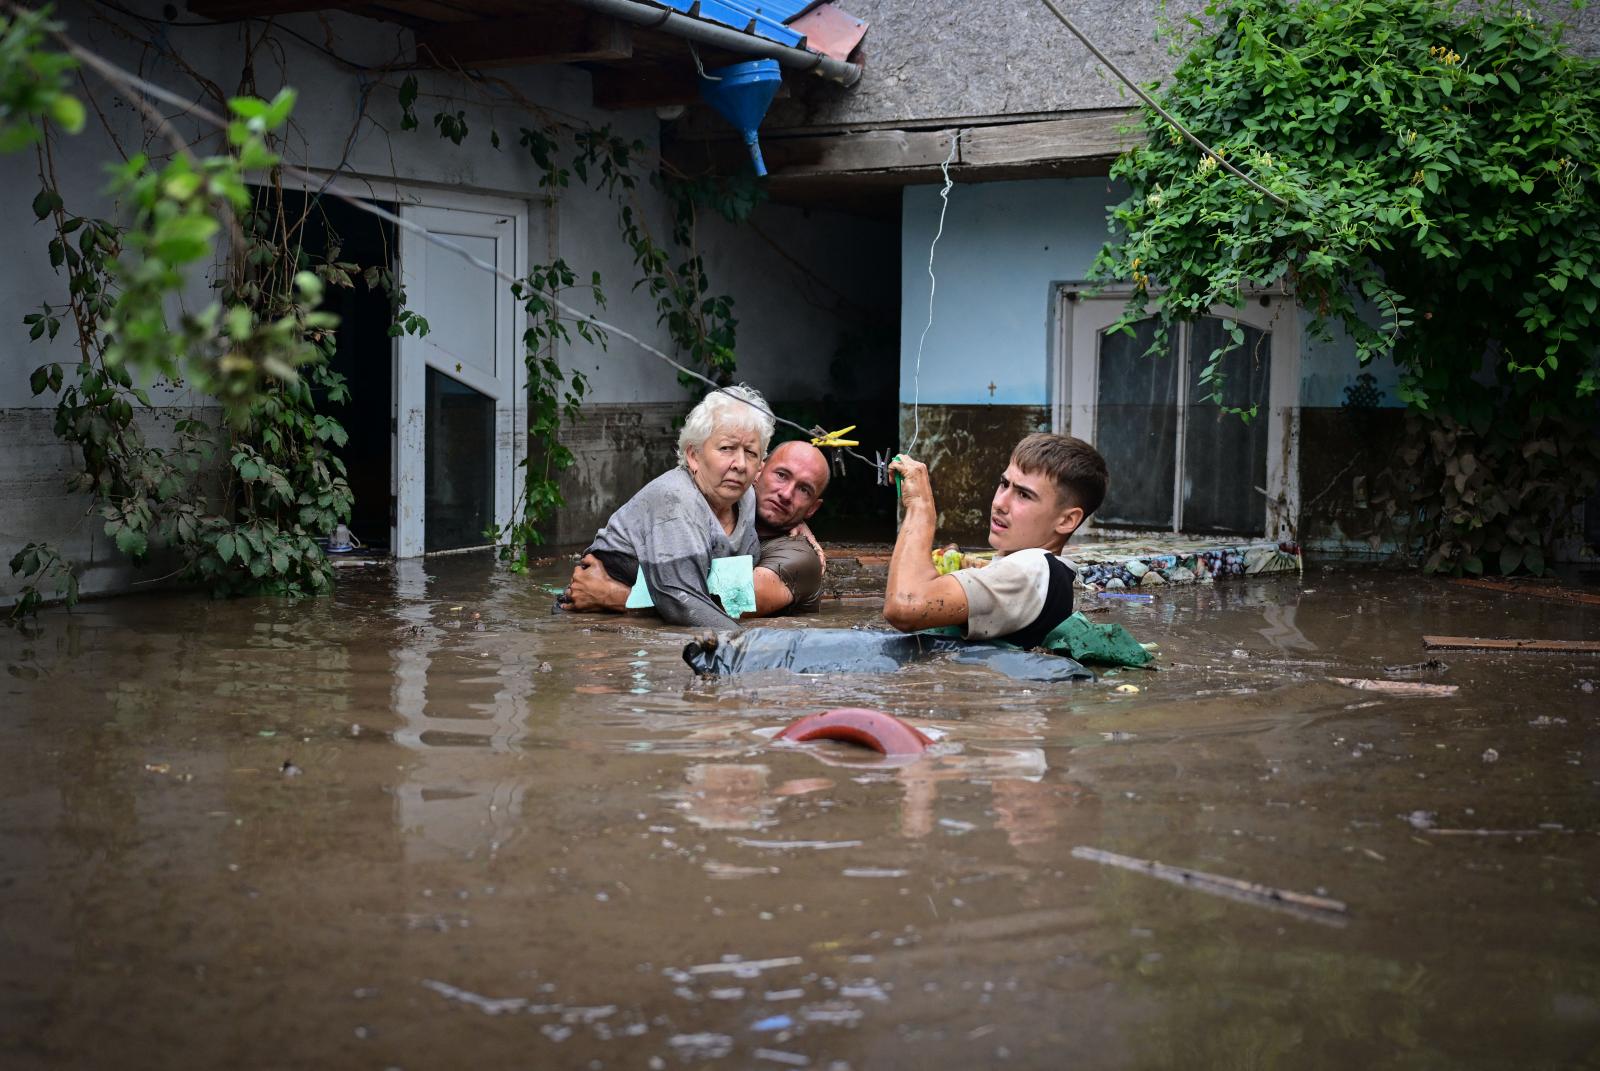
[{"xmin": 563, "ymin": 0, "xmax": 863, "ymax": 86}]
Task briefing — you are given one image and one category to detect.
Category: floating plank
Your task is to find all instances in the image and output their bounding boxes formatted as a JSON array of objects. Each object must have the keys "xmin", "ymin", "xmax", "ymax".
[
  {"xmin": 1072, "ymin": 846, "xmax": 1348, "ymax": 925},
  {"xmin": 417, "ymin": 11, "xmax": 631, "ymax": 68},
  {"xmin": 1451, "ymin": 576, "xmax": 1600, "ymax": 607},
  {"xmin": 1422, "ymin": 635, "xmax": 1600, "ymax": 654},
  {"xmin": 1330, "ymin": 677, "xmax": 1459, "ymax": 697}
]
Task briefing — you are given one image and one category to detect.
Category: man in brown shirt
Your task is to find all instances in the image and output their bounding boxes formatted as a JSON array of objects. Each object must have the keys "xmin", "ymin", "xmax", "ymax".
[{"xmin": 565, "ymin": 439, "xmax": 831, "ymax": 617}]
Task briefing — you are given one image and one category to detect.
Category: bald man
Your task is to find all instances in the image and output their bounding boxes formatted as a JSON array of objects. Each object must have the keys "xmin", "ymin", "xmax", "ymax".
[{"xmin": 565, "ymin": 439, "xmax": 831, "ymax": 617}]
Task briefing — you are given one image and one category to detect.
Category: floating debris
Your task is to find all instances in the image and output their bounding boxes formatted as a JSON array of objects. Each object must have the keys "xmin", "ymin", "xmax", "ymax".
[
  {"xmin": 1071, "ymin": 846, "xmax": 1348, "ymax": 925},
  {"xmin": 1332, "ymin": 677, "xmax": 1458, "ymax": 697},
  {"xmin": 763, "ymin": 989, "xmax": 805, "ymax": 1001},
  {"xmin": 420, "ymin": 979, "xmax": 528, "ymax": 1016},
  {"xmin": 1405, "ymin": 810, "xmax": 1438, "ymax": 830},
  {"xmin": 704, "ymin": 861, "xmax": 781, "ymax": 880},
  {"xmin": 668, "ymin": 1033, "xmax": 734, "ymax": 1060},
  {"xmin": 684, "ymin": 956, "xmax": 803, "ymax": 977}
]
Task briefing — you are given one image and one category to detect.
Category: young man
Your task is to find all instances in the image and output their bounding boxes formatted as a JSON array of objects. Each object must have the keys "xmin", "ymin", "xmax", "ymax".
[
  {"xmin": 564, "ymin": 439, "xmax": 831, "ymax": 618},
  {"xmin": 883, "ymin": 433, "xmax": 1107, "ymax": 647}
]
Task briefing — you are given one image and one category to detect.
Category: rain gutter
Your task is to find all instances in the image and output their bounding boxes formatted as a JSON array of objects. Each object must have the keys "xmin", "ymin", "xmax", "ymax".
[{"xmin": 563, "ymin": 0, "xmax": 863, "ymax": 86}]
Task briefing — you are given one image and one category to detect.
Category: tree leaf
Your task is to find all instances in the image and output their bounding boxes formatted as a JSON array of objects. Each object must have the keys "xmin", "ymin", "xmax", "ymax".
[{"xmin": 114, "ymin": 526, "xmax": 148, "ymax": 559}]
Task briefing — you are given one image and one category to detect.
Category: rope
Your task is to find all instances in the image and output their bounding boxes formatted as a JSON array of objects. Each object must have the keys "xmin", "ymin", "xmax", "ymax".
[{"xmin": 906, "ymin": 128, "xmax": 961, "ymax": 455}]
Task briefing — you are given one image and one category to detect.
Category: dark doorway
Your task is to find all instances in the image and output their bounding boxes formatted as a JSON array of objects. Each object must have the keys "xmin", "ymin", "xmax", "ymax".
[{"xmin": 267, "ymin": 187, "xmax": 397, "ymax": 553}]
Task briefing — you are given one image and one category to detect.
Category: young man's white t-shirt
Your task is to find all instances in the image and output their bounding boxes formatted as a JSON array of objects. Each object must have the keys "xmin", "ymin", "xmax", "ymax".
[{"xmin": 948, "ymin": 547, "xmax": 1078, "ymax": 648}]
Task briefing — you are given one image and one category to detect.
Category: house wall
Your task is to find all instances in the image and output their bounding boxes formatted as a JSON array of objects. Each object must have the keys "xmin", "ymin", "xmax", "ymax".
[
  {"xmin": 0, "ymin": 1, "xmax": 894, "ymax": 603},
  {"xmin": 898, "ymin": 176, "xmax": 1406, "ymax": 549}
]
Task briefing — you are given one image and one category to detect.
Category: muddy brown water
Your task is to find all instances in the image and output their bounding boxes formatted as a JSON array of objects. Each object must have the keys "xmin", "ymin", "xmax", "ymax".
[{"xmin": 2, "ymin": 556, "xmax": 1598, "ymax": 1069}]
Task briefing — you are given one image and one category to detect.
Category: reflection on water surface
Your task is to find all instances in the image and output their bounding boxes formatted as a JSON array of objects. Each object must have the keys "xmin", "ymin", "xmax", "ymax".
[{"xmin": 2, "ymin": 553, "xmax": 1598, "ymax": 1069}]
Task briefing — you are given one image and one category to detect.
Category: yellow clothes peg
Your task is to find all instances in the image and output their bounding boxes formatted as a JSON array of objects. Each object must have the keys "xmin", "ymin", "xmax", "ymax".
[{"xmin": 810, "ymin": 425, "xmax": 859, "ymax": 448}]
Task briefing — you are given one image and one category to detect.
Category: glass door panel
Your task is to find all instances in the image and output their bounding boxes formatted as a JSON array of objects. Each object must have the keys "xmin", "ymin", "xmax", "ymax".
[
  {"xmin": 1094, "ymin": 319, "xmax": 1179, "ymax": 528},
  {"xmin": 1182, "ymin": 319, "xmax": 1271, "ymax": 534},
  {"xmin": 424, "ymin": 368, "xmax": 495, "ymax": 552}
]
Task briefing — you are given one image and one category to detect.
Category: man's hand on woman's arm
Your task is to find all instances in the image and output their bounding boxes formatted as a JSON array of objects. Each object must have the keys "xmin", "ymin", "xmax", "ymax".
[{"xmin": 561, "ymin": 553, "xmax": 631, "ymax": 612}]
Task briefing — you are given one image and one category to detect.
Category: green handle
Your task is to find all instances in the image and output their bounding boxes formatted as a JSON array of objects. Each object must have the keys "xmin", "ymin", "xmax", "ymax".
[{"xmin": 893, "ymin": 454, "xmax": 903, "ymax": 500}]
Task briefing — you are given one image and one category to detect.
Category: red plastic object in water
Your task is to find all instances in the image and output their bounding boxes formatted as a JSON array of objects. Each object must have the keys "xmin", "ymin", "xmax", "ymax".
[{"xmin": 774, "ymin": 708, "xmax": 932, "ymax": 756}]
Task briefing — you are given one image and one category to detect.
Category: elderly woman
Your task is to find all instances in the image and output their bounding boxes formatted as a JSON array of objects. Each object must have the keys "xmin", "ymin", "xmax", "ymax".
[{"xmin": 561, "ymin": 384, "xmax": 773, "ymax": 629}]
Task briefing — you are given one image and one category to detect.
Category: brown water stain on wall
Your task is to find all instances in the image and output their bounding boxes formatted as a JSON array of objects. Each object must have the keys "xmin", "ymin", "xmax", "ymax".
[
  {"xmin": 547, "ymin": 402, "xmax": 687, "ymax": 544},
  {"xmin": 899, "ymin": 403, "xmax": 1051, "ymax": 545}
]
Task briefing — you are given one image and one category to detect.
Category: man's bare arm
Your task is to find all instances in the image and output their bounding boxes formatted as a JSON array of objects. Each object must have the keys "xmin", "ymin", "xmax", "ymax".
[
  {"xmin": 750, "ymin": 568, "xmax": 794, "ymax": 616},
  {"xmin": 561, "ymin": 553, "xmax": 631, "ymax": 613},
  {"xmin": 883, "ymin": 456, "xmax": 968, "ymax": 632}
]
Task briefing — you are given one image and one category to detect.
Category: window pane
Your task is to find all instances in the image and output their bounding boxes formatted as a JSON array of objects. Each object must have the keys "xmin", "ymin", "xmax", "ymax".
[
  {"xmin": 424, "ymin": 368, "xmax": 494, "ymax": 552},
  {"xmin": 1183, "ymin": 318, "xmax": 1271, "ymax": 534},
  {"xmin": 1095, "ymin": 320, "xmax": 1179, "ymax": 529}
]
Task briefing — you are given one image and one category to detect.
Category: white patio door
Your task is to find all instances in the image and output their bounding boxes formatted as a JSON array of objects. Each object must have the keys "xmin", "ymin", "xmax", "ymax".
[
  {"xmin": 394, "ymin": 200, "xmax": 523, "ymax": 558},
  {"xmin": 1058, "ymin": 291, "xmax": 1300, "ymax": 540}
]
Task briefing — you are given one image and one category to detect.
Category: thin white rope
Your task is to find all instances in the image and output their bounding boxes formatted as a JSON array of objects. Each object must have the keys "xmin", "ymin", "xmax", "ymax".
[{"xmin": 906, "ymin": 128, "xmax": 961, "ymax": 455}]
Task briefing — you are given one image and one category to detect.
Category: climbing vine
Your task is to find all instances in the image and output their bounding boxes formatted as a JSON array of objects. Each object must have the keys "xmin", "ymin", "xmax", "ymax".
[
  {"xmin": 3, "ymin": 7, "xmax": 768, "ymax": 611},
  {"xmin": 396, "ymin": 74, "xmax": 761, "ymax": 566},
  {"xmin": 9, "ymin": 90, "xmax": 363, "ymax": 616},
  {"xmin": 1095, "ymin": 0, "xmax": 1600, "ymax": 574},
  {"xmin": 3, "ymin": 6, "xmax": 367, "ymax": 617}
]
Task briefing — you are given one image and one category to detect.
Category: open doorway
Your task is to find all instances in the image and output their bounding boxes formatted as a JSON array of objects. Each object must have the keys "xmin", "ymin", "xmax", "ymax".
[{"xmin": 267, "ymin": 187, "xmax": 397, "ymax": 554}]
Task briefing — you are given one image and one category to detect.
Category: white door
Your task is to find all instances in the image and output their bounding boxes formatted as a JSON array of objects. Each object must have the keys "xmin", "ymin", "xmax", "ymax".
[
  {"xmin": 394, "ymin": 200, "xmax": 523, "ymax": 557},
  {"xmin": 1057, "ymin": 290, "xmax": 1300, "ymax": 541}
]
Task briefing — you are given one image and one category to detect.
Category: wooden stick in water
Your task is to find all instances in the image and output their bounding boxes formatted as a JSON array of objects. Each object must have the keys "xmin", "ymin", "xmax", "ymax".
[
  {"xmin": 1423, "ymin": 635, "xmax": 1600, "ymax": 654},
  {"xmin": 1072, "ymin": 846, "xmax": 1348, "ymax": 916}
]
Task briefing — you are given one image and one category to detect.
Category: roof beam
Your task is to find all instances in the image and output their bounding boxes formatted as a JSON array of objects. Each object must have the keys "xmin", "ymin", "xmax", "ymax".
[
  {"xmin": 416, "ymin": 11, "xmax": 632, "ymax": 69},
  {"xmin": 665, "ymin": 113, "xmax": 1139, "ymax": 182}
]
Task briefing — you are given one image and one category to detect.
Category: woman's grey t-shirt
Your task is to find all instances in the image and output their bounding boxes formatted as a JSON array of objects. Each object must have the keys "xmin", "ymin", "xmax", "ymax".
[{"xmin": 584, "ymin": 466, "xmax": 759, "ymax": 629}]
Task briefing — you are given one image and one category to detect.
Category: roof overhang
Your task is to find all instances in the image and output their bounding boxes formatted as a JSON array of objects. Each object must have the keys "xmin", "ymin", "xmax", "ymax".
[{"xmin": 186, "ymin": 0, "xmax": 865, "ymax": 101}]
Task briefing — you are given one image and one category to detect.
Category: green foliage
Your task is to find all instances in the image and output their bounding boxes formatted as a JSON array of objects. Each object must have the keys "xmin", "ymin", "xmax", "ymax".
[
  {"xmin": 0, "ymin": 7, "xmax": 83, "ymax": 152},
  {"xmin": 488, "ymin": 261, "xmax": 600, "ymax": 571},
  {"xmin": 8, "ymin": 83, "xmax": 356, "ymax": 617},
  {"xmin": 1097, "ymin": 0, "xmax": 1600, "ymax": 574},
  {"xmin": 6, "ymin": 542, "xmax": 77, "ymax": 617}
]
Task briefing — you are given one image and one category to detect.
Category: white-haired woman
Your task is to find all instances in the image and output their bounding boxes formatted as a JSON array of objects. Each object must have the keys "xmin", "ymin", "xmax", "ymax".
[{"xmin": 561, "ymin": 384, "xmax": 774, "ymax": 628}]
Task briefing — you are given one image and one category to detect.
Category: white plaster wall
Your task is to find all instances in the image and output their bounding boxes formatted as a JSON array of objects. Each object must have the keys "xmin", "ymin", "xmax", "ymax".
[{"xmin": 0, "ymin": 0, "xmax": 888, "ymax": 602}]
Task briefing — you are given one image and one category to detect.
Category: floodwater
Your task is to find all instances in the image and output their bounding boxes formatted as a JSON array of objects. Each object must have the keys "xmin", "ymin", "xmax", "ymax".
[{"xmin": 2, "ymin": 556, "xmax": 1598, "ymax": 1070}]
